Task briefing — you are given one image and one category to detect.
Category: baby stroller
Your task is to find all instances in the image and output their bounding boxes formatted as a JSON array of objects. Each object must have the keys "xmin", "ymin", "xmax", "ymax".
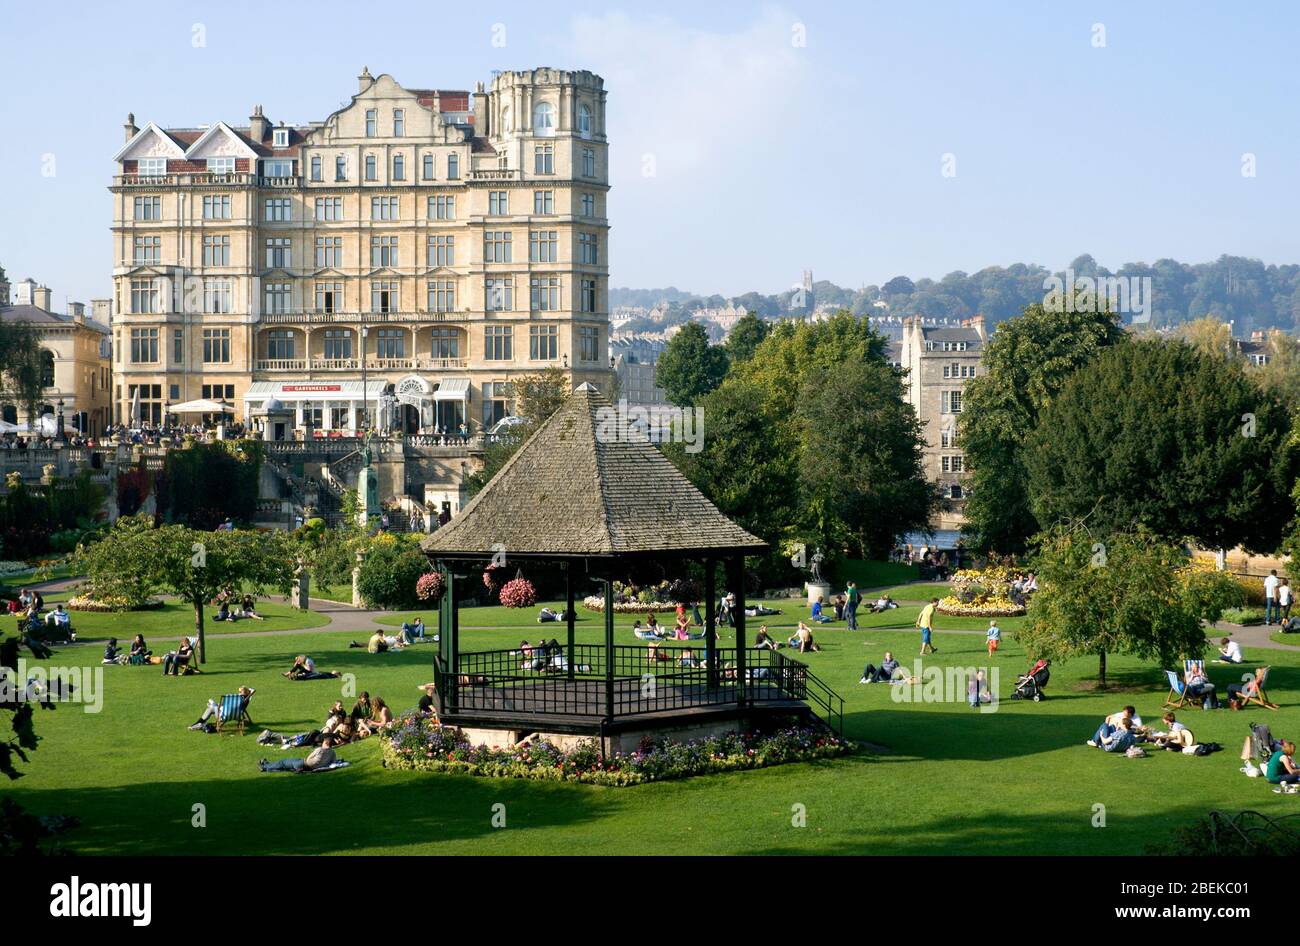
[{"xmin": 1011, "ymin": 660, "xmax": 1050, "ymax": 701}]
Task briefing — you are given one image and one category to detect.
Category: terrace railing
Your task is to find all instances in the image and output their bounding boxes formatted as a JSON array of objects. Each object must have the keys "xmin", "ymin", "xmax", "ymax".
[{"xmin": 435, "ymin": 645, "xmax": 814, "ymax": 721}]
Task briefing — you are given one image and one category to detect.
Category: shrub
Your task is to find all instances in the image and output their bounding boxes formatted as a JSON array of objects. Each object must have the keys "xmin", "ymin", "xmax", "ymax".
[
  {"xmin": 1222, "ymin": 606, "xmax": 1265, "ymax": 625},
  {"xmin": 354, "ymin": 538, "xmax": 428, "ymax": 609}
]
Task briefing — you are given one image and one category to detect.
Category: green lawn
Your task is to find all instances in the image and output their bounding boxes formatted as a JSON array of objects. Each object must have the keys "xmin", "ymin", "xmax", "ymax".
[
  {"xmin": 8, "ymin": 598, "xmax": 1300, "ymax": 855},
  {"xmin": 39, "ymin": 590, "xmax": 331, "ymax": 641}
]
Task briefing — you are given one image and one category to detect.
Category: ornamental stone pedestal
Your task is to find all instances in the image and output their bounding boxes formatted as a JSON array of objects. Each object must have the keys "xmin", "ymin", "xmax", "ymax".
[{"xmin": 805, "ymin": 581, "xmax": 832, "ymax": 607}]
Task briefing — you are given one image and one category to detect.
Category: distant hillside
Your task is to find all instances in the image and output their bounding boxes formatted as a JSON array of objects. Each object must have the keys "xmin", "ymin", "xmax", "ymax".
[{"xmin": 612, "ymin": 254, "xmax": 1300, "ymax": 336}]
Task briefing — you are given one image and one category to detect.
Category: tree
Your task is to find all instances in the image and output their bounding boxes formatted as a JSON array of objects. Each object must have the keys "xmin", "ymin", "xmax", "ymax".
[
  {"xmin": 655, "ymin": 322, "xmax": 729, "ymax": 406},
  {"xmin": 147, "ymin": 526, "xmax": 297, "ymax": 663},
  {"xmin": 353, "ymin": 535, "xmax": 428, "ymax": 609},
  {"xmin": 74, "ymin": 513, "xmax": 160, "ymax": 608},
  {"xmin": 0, "ymin": 321, "xmax": 45, "ymax": 422},
  {"xmin": 796, "ymin": 359, "xmax": 938, "ymax": 558},
  {"xmin": 957, "ymin": 302, "xmax": 1125, "ymax": 553},
  {"xmin": 1252, "ymin": 329, "xmax": 1300, "ymax": 410},
  {"xmin": 724, "ymin": 312, "xmax": 769, "ymax": 365},
  {"xmin": 1025, "ymin": 339, "xmax": 1295, "ymax": 552},
  {"xmin": 1019, "ymin": 525, "xmax": 1242, "ymax": 686},
  {"xmin": 1175, "ymin": 315, "xmax": 1235, "ymax": 359}
]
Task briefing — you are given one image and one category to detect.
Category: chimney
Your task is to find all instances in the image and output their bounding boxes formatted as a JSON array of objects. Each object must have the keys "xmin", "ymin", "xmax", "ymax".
[
  {"xmin": 1252, "ymin": 329, "xmax": 1266, "ymax": 342},
  {"xmin": 249, "ymin": 105, "xmax": 269, "ymax": 142},
  {"xmin": 33, "ymin": 285, "xmax": 53, "ymax": 311},
  {"xmin": 91, "ymin": 299, "xmax": 112, "ymax": 324},
  {"xmin": 965, "ymin": 313, "xmax": 986, "ymax": 342},
  {"xmin": 472, "ymin": 83, "xmax": 488, "ymax": 133},
  {"xmin": 67, "ymin": 301, "xmax": 86, "ymax": 324},
  {"xmin": 124, "ymin": 111, "xmax": 138, "ymax": 142},
  {"xmin": 358, "ymin": 66, "xmax": 374, "ymax": 93},
  {"xmin": 13, "ymin": 278, "xmax": 35, "ymax": 305}
]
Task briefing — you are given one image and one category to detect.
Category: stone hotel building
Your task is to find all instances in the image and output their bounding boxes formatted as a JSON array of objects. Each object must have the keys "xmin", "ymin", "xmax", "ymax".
[
  {"xmin": 898, "ymin": 315, "xmax": 985, "ymax": 528},
  {"xmin": 110, "ymin": 67, "xmax": 610, "ymax": 433}
]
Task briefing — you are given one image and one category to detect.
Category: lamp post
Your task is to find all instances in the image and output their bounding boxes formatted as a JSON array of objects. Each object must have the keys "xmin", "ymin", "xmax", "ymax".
[
  {"xmin": 162, "ymin": 401, "xmax": 170, "ymax": 435},
  {"xmin": 56, "ymin": 397, "xmax": 65, "ymax": 443}
]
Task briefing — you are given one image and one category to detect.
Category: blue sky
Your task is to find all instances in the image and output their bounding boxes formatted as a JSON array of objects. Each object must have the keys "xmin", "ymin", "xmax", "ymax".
[{"xmin": 2, "ymin": 1, "xmax": 1297, "ymax": 305}]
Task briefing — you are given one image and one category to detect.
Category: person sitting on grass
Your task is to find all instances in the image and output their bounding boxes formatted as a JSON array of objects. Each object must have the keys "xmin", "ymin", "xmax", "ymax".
[
  {"xmin": 402, "ymin": 616, "xmax": 427, "ymax": 639},
  {"xmin": 103, "ymin": 637, "xmax": 125, "ymax": 665},
  {"xmin": 787, "ymin": 621, "xmax": 821, "ymax": 653},
  {"xmin": 213, "ymin": 600, "xmax": 239, "ymax": 622},
  {"xmin": 45, "ymin": 603, "xmax": 71, "ymax": 629},
  {"xmin": 239, "ymin": 593, "xmax": 265, "ymax": 620},
  {"xmin": 1148, "ymin": 712, "xmax": 1194, "ymax": 749},
  {"xmin": 833, "ymin": 594, "xmax": 846, "ymax": 621},
  {"xmin": 187, "ymin": 686, "xmax": 254, "ymax": 731},
  {"xmin": 416, "ymin": 683, "xmax": 438, "ymax": 718},
  {"xmin": 349, "ymin": 693, "xmax": 373, "ymax": 729},
  {"xmin": 1217, "ymin": 637, "xmax": 1244, "ymax": 664},
  {"xmin": 162, "ymin": 638, "xmax": 195, "ymax": 676},
  {"xmin": 632, "ymin": 620, "xmax": 659, "ymax": 640},
  {"xmin": 860, "ymin": 651, "xmax": 902, "ymax": 684},
  {"xmin": 1087, "ymin": 706, "xmax": 1138, "ymax": 747},
  {"xmin": 647, "ymin": 640, "xmax": 673, "ymax": 662},
  {"xmin": 282, "ymin": 655, "xmax": 341, "ymax": 681},
  {"xmin": 356, "ymin": 697, "xmax": 394, "ymax": 737},
  {"xmin": 348, "ymin": 630, "xmax": 404, "ymax": 653},
  {"xmin": 754, "ymin": 626, "xmax": 782, "ymax": 651},
  {"xmin": 258, "ymin": 735, "xmax": 338, "ymax": 773},
  {"xmin": 967, "ymin": 669, "xmax": 991, "ymax": 708},
  {"xmin": 645, "ymin": 613, "xmax": 661, "ymax": 636},
  {"xmin": 678, "ymin": 647, "xmax": 701, "ymax": 668},
  {"xmin": 1266, "ymin": 740, "xmax": 1300, "ymax": 787},
  {"xmin": 810, "ymin": 596, "xmax": 831, "ymax": 624},
  {"xmin": 1096, "ymin": 718, "xmax": 1137, "ymax": 753},
  {"xmin": 129, "ymin": 634, "xmax": 151, "ymax": 664}
]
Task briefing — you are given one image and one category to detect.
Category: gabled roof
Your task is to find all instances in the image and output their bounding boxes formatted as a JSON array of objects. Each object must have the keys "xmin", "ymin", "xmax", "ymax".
[
  {"xmin": 423, "ymin": 384, "xmax": 767, "ymax": 559},
  {"xmin": 113, "ymin": 122, "xmax": 187, "ymax": 162},
  {"xmin": 183, "ymin": 122, "xmax": 260, "ymax": 160}
]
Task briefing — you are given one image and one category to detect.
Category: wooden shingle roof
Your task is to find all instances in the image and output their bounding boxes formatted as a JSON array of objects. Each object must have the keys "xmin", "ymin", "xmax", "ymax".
[{"xmin": 422, "ymin": 384, "xmax": 767, "ymax": 559}]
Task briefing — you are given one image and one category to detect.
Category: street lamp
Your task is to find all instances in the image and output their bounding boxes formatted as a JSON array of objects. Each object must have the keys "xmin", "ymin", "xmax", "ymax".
[
  {"xmin": 55, "ymin": 397, "xmax": 65, "ymax": 443},
  {"xmin": 163, "ymin": 401, "xmax": 171, "ymax": 434}
]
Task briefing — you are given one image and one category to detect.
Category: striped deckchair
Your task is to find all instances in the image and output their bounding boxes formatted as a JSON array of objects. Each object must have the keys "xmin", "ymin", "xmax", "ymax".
[{"xmin": 214, "ymin": 691, "xmax": 254, "ymax": 735}]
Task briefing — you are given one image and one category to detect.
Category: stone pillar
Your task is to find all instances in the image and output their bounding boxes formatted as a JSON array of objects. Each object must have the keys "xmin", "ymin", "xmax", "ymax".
[
  {"xmin": 352, "ymin": 550, "xmax": 366, "ymax": 608},
  {"xmin": 294, "ymin": 567, "xmax": 310, "ymax": 610}
]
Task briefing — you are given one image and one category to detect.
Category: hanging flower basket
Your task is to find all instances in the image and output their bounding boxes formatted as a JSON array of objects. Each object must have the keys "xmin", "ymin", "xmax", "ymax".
[
  {"xmin": 416, "ymin": 571, "xmax": 445, "ymax": 603},
  {"xmin": 483, "ymin": 564, "xmax": 503, "ymax": 594},
  {"xmin": 499, "ymin": 577, "xmax": 537, "ymax": 609}
]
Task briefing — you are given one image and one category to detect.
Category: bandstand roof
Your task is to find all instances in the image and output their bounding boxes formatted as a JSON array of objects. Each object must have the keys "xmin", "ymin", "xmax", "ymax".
[{"xmin": 422, "ymin": 384, "xmax": 767, "ymax": 560}]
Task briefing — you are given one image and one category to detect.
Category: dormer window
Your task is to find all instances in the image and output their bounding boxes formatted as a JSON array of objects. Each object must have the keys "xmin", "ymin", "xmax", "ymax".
[
  {"xmin": 273, "ymin": 127, "xmax": 289, "ymax": 148},
  {"xmin": 207, "ymin": 157, "xmax": 235, "ymax": 175},
  {"xmin": 532, "ymin": 102, "xmax": 555, "ymax": 137}
]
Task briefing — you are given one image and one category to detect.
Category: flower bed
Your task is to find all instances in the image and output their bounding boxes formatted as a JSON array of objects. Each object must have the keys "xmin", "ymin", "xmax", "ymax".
[
  {"xmin": 382, "ymin": 716, "xmax": 852, "ymax": 786},
  {"xmin": 66, "ymin": 595, "xmax": 165, "ymax": 613},
  {"xmin": 0, "ymin": 561, "xmax": 31, "ymax": 577},
  {"xmin": 936, "ymin": 565, "xmax": 1027, "ymax": 616},
  {"xmin": 581, "ymin": 595, "xmax": 679, "ymax": 614}
]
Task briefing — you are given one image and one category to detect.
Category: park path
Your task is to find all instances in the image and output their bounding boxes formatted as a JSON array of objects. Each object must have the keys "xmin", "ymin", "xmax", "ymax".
[{"xmin": 23, "ymin": 574, "xmax": 1300, "ymax": 656}]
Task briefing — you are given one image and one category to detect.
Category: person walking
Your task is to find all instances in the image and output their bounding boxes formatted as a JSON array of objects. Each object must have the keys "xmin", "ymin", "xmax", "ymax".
[
  {"xmin": 986, "ymin": 619, "xmax": 1001, "ymax": 657},
  {"xmin": 845, "ymin": 581, "xmax": 860, "ymax": 631},
  {"xmin": 917, "ymin": 597, "xmax": 939, "ymax": 655},
  {"xmin": 1281, "ymin": 579, "xmax": 1293, "ymax": 623},
  {"xmin": 1265, "ymin": 570, "xmax": 1280, "ymax": 626}
]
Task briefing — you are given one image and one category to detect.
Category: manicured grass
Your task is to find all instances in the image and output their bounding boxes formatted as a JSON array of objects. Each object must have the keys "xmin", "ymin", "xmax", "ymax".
[
  {"xmin": 831, "ymin": 559, "xmax": 915, "ymax": 590},
  {"xmin": 868, "ymin": 582, "xmax": 955, "ymax": 601},
  {"xmin": 8, "ymin": 599, "xmax": 1299, "ymax": 856},
  {"xmin": 36, "ymin": 590, "xmax": 331, "ymax": 641}
]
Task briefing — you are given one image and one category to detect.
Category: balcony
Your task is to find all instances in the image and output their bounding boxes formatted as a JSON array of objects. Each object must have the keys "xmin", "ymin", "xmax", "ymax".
[
  {"xmin": 258, "ymin": 311, "xmax": 456, "ymax": 325},
  {"xmin": 469, "ymin": 168, "xmax": 520, "ymax": 181},
  {"xmin": 113, "ymin": 172, "xmax": 300, "ymax": 189},
  {"xmin": 255, "ymin": 359, "xmax": 307, "ymax": 372}
]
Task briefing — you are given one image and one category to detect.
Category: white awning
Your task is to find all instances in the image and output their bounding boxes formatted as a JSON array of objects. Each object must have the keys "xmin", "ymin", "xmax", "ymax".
[
  {"xmin": 169, "ymin": 398, "xmax": 229, "ymax": 414},
  {"xmin": 243, "ymin": 380, "xmax": 387, "ymax": 403},
  {"xmin": 433, "ymin": 378, "xmax": 471, "ymax": 401}
]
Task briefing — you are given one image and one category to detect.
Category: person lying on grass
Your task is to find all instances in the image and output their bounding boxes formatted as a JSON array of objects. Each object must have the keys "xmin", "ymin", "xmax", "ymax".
[
  {"xmin": 869, "ymin": 594, "xmax": 898, "ymax": 613},
  {"xmin": 259, "ymin": 702, "xmax": 350, "ymax": 749},
  {"xmin": 239, "ymin": 594, "xmax": 265, "ymax": 620},
  {"xmin": 348, "ymin": 630, "xmax": 407, "ymax": 653},
  {"xmin": 258, "ymin": 735, "xmax": 339, "ymax": 773},
  {"xmin": 282, "ymin": 655, "xmax": 342, "ymax": 680},
  {"xmin": 187, "ymin": 686, "xmax": 255, "ymax": 731}
]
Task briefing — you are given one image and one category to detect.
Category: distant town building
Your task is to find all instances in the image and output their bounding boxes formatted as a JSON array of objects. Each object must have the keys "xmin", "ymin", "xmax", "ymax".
[
  {"xmin": 899, "ymin": 314, "xmax": 986, "ymax": 529},
  {"xmin": 0, "ymin": 270, "xmax": 113, "ymax": 436}
]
